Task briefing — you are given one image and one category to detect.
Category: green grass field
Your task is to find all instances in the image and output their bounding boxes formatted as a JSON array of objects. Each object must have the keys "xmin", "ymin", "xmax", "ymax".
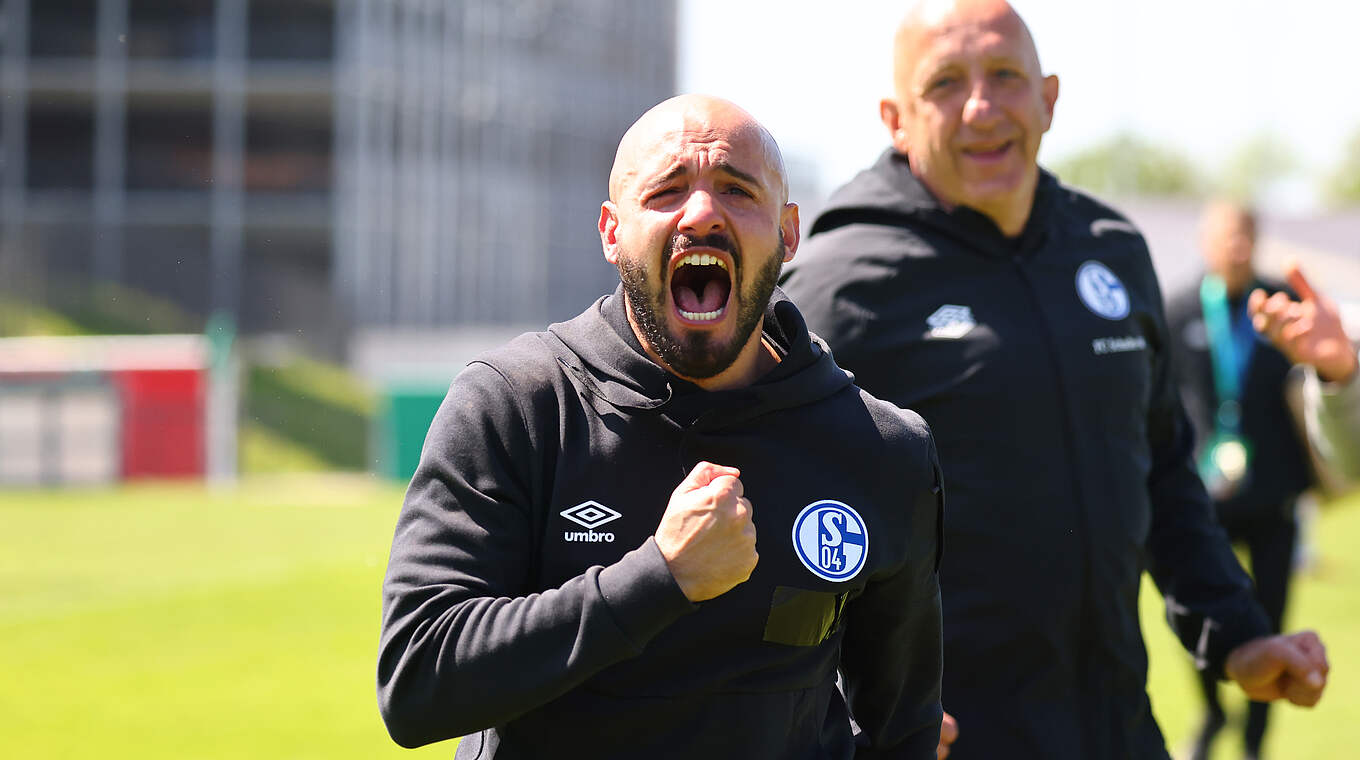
[
  {"xmin": 1142, "ymin": 491, "xmax": 1360, "ymax": 759},
  {"xmin": 0, "ymin": 476, "xmax": 447, "ymax": 759},
  {"xmin": 2, "ymin": 477, "xmax": 1356, "ymax": 758}
]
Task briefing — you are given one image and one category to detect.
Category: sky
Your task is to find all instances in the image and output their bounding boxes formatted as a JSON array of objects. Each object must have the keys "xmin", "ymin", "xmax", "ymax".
[{"xmin": 679, "ymin": 0, "xmax": 1360, "ymax": 207}]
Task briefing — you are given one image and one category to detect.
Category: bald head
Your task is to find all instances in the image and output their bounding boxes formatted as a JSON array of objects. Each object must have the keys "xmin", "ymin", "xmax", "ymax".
[
  {"xmin": 1201, "ymin": 199, "xmax": 1258, "ymax": 240},
  {"xmin": 597, "ymin": 94, "xmax": 801, "ymax": 390},
  {"xmin": 1200, "ymin": 199, "xmax": 1258, "ymax": 297},
  {"xmin": 608, "ymin": 94, "xmax": 789, "ymax": 205},
  {"xmin": 892, "ymin": 0, "xmax": 1043, "ymax": 103},
  {"xmin": 879, "ymin": 0, "xmax": 1057, "ymax": 236}
]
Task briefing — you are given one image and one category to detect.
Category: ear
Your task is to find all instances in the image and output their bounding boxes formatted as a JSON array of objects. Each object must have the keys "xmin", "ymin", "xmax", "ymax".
[
  {"xmin": 780, "ymin": 203, "xmax": 801, "ymax": 263},
  {"xmin": 599, "ymin": 201, "xmax": 621, "ymax": 265},
  {"xmin": 1040, "ymin": 74, "xmax": 1059, "ymax": 133},
  {"xmin": 879, "ymin": 98, "xmax": 910, "ymax": 154}
]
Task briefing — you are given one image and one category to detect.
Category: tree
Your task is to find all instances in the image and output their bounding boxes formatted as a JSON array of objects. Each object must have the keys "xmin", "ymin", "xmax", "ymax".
[
  {"xmin": 1050, "ymin": 134, "xmax": 1202, "ymax": 198},
  {"xmin": 1216, "ymin": 133, "xmax": 1297, "ymax": 202},
  {"xmin": 1322, "ymin": 129, "xmax": 1360, "ymax": 207}
]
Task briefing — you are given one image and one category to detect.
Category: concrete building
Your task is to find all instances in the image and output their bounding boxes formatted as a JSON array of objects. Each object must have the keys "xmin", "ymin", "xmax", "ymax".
[{"xmin": 1, "ymin": 0, "xmax": 677, "ymax": 356}]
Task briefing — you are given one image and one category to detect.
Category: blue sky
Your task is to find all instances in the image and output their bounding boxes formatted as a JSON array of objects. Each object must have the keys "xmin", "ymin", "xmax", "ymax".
[{"xmin": 679, "ymin": 0, "xmax": 1360, "ymax": 204}]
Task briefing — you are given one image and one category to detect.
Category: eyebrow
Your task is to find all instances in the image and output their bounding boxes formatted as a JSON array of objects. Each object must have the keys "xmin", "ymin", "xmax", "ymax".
[
  {"xmin": 643, "ymin": 160, "xmax": 762, "ymax": 192},
  {"xmin": 715, "ymin": 161, "xmax": 761, "ymax": 187}
]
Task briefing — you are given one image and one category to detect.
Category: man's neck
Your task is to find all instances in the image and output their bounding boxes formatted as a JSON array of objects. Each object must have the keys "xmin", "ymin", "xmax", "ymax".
[
  {"xmin": 915, "ymin": 168, "xmax": 1037, "ymax": 238},
  {"xmin": 984, "ymin": 200, "xmax": 1034, "ymax": 238}
]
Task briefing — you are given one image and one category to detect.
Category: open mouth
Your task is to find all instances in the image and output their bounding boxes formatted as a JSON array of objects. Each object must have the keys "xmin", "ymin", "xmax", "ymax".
[{"xmin": 670, "ymin": 252, "xmax": 732, "ymax": 323}]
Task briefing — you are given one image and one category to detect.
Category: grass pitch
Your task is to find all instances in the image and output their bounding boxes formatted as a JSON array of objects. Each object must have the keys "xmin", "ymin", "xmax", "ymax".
[
  {"xmin": 1, "ymin": 476, "xmax": 1356, "ymax": 758},
  {"xmin": 0, "ymin": 475, "xmax": 447, "ymax": 759},
  {"xmin": 1142, "ymin": 490, "xmax": 1360, "ymax": 759}
]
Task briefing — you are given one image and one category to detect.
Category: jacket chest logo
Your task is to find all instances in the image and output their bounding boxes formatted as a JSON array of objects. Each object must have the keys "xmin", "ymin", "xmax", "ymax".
[
  {"xmin": 926, "ymin": 304, "xmax": 976, "ymax": 339},
  {"xmin": 792, "ymin": 500, "xmax": 868, "ymax": 582},
  {"xmin": 560, "ymin": 500, "xmax": 621, "ymax": 543},
  {"xmin": 1075, "ymin": 261, "xmax": 1131, "ymax": 320}
]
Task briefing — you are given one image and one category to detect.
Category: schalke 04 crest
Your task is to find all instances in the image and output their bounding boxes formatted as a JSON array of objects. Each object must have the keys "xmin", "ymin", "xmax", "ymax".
[{"xmin": 792, "ymin": 500, "xmax": 868, "ymax": 582}]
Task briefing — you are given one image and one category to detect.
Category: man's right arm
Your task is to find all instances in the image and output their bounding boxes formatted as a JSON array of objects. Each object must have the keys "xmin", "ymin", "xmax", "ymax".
[
  {"xmin": 1137, "ymin": 257, "xmax": 1274, "ymax": 676},
  {"xmin": 376, "ymin": 363, "xmax": 696, "ymax": 748},
  {"xmin": 1304, "ymin": 363, "xmax": 1360, "ymax": 483}
]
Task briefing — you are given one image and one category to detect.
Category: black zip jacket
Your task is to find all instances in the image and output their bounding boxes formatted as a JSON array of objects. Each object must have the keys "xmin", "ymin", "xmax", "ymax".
[
  {"xmin": 1165, "ymin": 277, "xmax": 1313, "ymax": 520},
  {"xmin": 378, "ymin": 286, "xmax": 945, "ymax": 759},
  {"xmin": 780, "ymin": 150, "xmax": 1271, "ymax": 759}
]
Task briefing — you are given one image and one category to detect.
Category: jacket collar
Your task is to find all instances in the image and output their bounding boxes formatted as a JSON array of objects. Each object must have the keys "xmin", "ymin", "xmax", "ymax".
[
  {"xmin": 812, "ymin": 148, "xmax": 1056, "ymax": 259},
  {"xmin": 542, "ymin": 285, "xmax": 853, "ymax": 427}
]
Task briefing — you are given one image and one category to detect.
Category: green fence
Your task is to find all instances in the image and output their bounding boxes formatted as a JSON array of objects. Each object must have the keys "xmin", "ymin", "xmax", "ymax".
[{"xmin": 376, "ymin": 385, "xmax": 449, "ymax": 482}]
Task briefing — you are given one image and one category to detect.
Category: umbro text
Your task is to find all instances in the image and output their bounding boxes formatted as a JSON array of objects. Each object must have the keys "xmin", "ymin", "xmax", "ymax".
[{"xmin": 564, "ymin": 530, "xmax": 615, "ymax": 543}]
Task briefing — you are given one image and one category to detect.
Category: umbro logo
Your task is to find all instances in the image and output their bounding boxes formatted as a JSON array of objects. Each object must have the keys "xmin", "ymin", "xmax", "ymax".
[
  {"xmin": 560, "ymin": 501, "xmax": 621, "ymax": 529},
  {"xmin": 560, "ymin": 500, "xmax": 620, "ymax": 543},
  {"xmin": 926, "ymin": 304, "xmax": 975, "ymax": 340}
]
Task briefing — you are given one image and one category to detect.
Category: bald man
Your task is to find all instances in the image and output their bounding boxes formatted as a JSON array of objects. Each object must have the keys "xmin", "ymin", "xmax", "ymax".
[
  {"xmin": 780, "ymin": 3, "xmax": 1328, "ymax": 758},
  {"xmin": 378, "ymin": 95, "xmax": 945, "ymax": 759}
]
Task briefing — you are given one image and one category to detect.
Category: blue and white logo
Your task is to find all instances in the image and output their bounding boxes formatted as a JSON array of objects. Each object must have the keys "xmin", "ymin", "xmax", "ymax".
[
  {"xmin": 1075, "ymin": 261, "xmax": 1130, "ymax": 320},
  {"xmin": 792, "ymin": 500, "xmax": 868, "ymax": 582}
]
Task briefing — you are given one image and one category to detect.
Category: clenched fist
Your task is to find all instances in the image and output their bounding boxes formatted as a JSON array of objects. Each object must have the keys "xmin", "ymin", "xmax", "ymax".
[
  {"xmin": 655, "ymin": 461, "xmax": 759, "ymax": 602},
  {"xmin": 1226, "ymin": 630, "xmax": 1329, "ymax": 707}
]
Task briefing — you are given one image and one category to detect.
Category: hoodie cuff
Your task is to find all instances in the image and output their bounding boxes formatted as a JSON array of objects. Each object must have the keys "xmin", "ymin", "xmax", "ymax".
[
  {"xmin": 1312, "ymin": 357, "xmax": 1360, "ymax": 405},
  {"xmin": 597, "ymin": 537, "xmax": 697, "ymax": 650},
  {"xmin": 1204, "ymin": 603, "xmax": 1273, "ymax": 681}
]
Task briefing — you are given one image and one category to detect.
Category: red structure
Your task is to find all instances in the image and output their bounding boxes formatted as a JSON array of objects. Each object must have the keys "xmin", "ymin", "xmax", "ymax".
[
  {"xmin": 115, "ymin": 367, "xmax": 205, "ymax": 478},
  {"xmin": 0, "ymin": 336, "xmax": 211, "ymax": 484}
]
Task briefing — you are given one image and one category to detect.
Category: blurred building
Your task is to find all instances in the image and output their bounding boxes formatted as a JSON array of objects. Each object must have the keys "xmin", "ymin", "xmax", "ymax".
[{"xmin": 1, "ymin": 0, "xmax": 676, "ymax": 355}]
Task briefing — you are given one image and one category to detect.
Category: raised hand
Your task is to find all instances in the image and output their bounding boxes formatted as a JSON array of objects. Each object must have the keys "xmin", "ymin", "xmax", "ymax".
[
  {"xmin": 1248, "ymin": 260, "xmax": 1358, "ymax": 384},
  {"xmin": 654, "ymin": 461, "xmax": 759, "ymax": 602}
]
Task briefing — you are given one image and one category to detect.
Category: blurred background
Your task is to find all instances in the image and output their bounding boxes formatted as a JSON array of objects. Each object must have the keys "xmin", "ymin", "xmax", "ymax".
[{"xmin": 0, "ymin": 1, "xmax": 1356, "ymax": 758}]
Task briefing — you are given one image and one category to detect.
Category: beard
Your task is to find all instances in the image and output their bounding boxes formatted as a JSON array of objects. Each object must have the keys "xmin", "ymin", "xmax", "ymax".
[{"xmin": 618, "ymin": 231, "xmax": 784, "ymax": 380}]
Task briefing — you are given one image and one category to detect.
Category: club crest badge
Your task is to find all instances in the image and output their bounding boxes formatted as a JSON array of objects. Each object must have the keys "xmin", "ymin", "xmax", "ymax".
[
  {"xmin": 792, "ymin": 500, "xmax": 868, "ymax": 582},
  {"xmin": 1075, "ymin": 260, "xmax": 1130, "ymax": 320}
]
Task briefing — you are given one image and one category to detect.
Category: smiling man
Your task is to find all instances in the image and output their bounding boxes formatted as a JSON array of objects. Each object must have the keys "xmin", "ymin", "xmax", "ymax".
[
  {"xmin": 378, "ymin": 95, "xmax": 946, "ymax": 759},
  {"xmin": 780, "ymin": 2, "xmax": 1328, "ymax": 758}
]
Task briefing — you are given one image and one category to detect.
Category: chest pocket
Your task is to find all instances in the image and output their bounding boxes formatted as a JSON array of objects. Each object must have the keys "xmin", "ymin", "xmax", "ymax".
[{"xmin": 762, "ymin": 586, "xmax": 850, "ymax": 647}]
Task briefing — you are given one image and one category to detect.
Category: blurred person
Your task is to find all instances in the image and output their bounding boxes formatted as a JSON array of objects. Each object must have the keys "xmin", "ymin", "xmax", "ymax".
[
  {"xmin": 779, "ymin": 1, "xmax": 1329, "ymax": 758},
  {"xmin": 378, "ymin": 95, "xmax": 946, "ymax": 759},
  {"xmin": 1250, "ymin": 261, "xmax": 1360, "ymax": 483},
  {"xmin": 1165, "ymin": 202, "xmax": 1315, "ymax": 760}
]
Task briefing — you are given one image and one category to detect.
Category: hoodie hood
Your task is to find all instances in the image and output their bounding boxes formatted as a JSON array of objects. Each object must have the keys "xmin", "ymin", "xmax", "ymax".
[
  {"xmin": 810, "ymin": 148, "xmax": 1057, "ymax": 259},
  {"xmin": 541, "ymin": 284, "xmax": 853, "ymax": 429}
]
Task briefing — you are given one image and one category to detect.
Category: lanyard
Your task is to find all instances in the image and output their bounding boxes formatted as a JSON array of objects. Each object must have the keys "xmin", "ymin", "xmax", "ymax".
[{"xmin": 1198, "ymin": 274, "xmax": 1255, "ymax": 434}]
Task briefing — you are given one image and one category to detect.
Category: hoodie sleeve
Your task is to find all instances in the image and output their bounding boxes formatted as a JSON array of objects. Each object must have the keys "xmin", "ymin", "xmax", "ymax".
[
  {"xmin": 377, "ymin": 361, "xmax": 696, "ymax": 748},
  {"xmin": 1307, "ymin": 360, "xmax": 1360, "ymax": 484},
  {"xmin": 841, "ymin": 430, "xmax": 945, "ymax": 760},
  {"xmin": 1140, "ymin": 266, "xmax": 1272, "ymax": 679}
]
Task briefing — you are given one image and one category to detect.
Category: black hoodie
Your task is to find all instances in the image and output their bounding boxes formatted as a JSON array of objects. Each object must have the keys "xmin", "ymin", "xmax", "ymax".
[
  {"xmin": 1165, "ymin": 276, "xmax": 1313, "ymax": 521},
  {"xmin": 378, "ymin": 286, "xmax": 944, "ymax": 759},
  {"xmin": 780, "ymin": 150, "xmax": 1270, "ymax": 760}
]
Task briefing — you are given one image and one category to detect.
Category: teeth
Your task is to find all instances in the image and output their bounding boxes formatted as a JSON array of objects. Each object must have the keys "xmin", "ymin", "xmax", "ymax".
[
  {"xmin": 676, "ymin": 253, "xmax": 727, "ymax": 269},
  {"xmin": 679, "ymin": 308, "xmax": 724, "ymax": 322}
]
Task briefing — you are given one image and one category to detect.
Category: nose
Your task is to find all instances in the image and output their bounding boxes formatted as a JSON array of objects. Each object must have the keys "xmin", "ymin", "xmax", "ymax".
[
  {"xmin": 962, "ymin": 80, "xmax": 1000, "ymax": 127},
  {"xmin": 678, "ymin": 189, "xmax": 724, "ymax": 236}
]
